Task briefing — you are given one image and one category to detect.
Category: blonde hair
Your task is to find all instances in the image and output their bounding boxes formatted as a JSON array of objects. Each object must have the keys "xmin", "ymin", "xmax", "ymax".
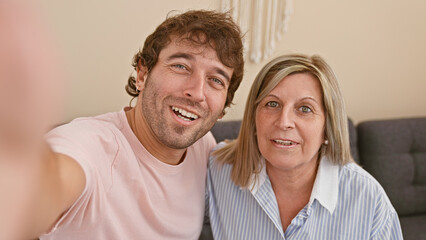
[{"xmin": 213, "ymin": 54, "xmax": 353, "ymax": 187}]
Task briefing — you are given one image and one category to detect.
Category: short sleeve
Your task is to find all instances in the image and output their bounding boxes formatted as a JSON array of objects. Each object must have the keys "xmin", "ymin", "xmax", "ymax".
[{"xmin": 42, "ymin": 122, "xmax": 99, "ymax": 235}]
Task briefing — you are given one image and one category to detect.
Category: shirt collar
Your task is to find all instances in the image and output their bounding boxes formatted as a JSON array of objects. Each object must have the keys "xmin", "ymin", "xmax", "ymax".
[
  {"xmin": 243, "ymin": 156, "xmax": 339, "ymax": 214},
  {"xmin": 308, "ymin": 156, "xmax": 339, "ymax": 214}
]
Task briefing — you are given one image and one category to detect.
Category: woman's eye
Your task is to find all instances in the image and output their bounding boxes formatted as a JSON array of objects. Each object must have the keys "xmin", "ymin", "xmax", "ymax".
[
  {"xmin": 266, "ymin": 101, "xmax": 279, "ymax": 108},
  {"xmin": 300, "ymin": 106, "xmax": 312, "ymax": 113}
]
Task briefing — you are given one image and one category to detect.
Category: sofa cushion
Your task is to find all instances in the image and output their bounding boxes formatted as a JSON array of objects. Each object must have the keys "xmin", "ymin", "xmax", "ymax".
[
  {"xmin": 399, "ymin": 215, "xmax": 426, "ymax": 240},
  {"xmin": 347, "ymin": 118, "xmax": 359, "ymax": 163},
  {"xmin": 210, "ymin": 120, "xmax": 242, "ymax": 143},
  {"xmin": 357, "ymin": 118, "xmax": 426, "ymax": 216}
]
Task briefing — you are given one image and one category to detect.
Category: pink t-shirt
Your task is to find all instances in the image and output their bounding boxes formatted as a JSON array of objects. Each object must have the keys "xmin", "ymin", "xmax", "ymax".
[{"xmin": 41, "ymin": 110, "xmax": 216, "ymax": 240}]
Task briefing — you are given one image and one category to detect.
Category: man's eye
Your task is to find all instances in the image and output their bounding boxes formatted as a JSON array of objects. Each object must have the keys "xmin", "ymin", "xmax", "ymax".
[
  {"xmin": 300, "ymin": 106, "xmax": 312, "ymax": 113},
  {"xmin": 211, "ymin": 78, "xmax": 224, "ymax": 86},
  {"xmin": 266, "ymin": 101, "xmax": 279, "ymax": 107},
  {"xmin": 173, "ymin": 64, "xmax": 187, "ymax": 70}
]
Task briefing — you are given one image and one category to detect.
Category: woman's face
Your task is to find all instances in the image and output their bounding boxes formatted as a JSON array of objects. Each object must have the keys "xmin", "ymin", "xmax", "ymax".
[{"xmin": 255, "ymin": 73, "xmax": 326, "ymax": 174}]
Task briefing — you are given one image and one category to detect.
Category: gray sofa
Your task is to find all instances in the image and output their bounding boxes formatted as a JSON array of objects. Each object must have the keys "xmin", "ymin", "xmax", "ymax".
[{"xmin": 202, "ymin": 117, "xmax": 426, "ymax": 240}]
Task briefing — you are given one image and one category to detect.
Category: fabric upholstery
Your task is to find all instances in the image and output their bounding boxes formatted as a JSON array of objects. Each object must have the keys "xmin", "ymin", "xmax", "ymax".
[
  {"xmin": 357, "ymin": 118, "xmax": 426, "ymax": 240},
  {"xmin": 210, "ymin": 120, "xmax": 242, "ymax": 143},
  {"xmin": 347, "ymin": 118, "xmax": 359, "ymax": 162}
]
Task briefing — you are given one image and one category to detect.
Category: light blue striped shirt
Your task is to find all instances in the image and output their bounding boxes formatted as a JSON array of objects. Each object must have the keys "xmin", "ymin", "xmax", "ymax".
[{"xmin": 207, "ymin": 143, "xmax": 403, "ymax": 239}]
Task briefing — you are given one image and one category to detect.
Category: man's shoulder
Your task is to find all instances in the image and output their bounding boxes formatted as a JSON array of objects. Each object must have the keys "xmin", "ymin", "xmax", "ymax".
[
  {"xmin": 45, "ymin": 110, "xmax": 128, "ymax": 160},
  {"xmin": 71, "ymin": 111, "xmax": 124, "ymax": 129},
  {"xmin": 189, "ymin": 131, "xmax": 216, "ymax": 150},
  {"xmin": 50, "ymin": 111, "xmax": 124, "ymax": 136},
  {"xmin": 183, "ymin": 132, "xmax": 217, "ymax": 167}
]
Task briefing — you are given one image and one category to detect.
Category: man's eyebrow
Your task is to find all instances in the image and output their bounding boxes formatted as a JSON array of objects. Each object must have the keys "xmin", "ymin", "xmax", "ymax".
[
  {"xmin": 166, "ymin": 53, "xmax": 194, "ymax": 61},
  {"xmin": 214, "ymin": 67, "xmax": 231, "ymax": 83},
  {"xmin": 166, "ymin": 52, "xmax": 231, "ymax": 82}
]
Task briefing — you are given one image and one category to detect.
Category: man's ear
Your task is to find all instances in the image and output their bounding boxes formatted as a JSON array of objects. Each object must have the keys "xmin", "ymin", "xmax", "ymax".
[
  {"xmin": 218, "ymin": 110, "xmax": 225, "ymax": 120},
  {"xmin": 136, "ymin": 60, "xmax": 148, "ymax": 91}
]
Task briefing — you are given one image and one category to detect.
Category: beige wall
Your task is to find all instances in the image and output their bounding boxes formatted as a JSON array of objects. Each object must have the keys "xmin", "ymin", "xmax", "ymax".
[{"xmin": 41, "ymin": 0, "xmax": 426, "ymax": 124}]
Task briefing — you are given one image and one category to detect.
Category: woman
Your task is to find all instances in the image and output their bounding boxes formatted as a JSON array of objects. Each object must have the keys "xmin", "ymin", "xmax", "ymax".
[{"xmin": 207, "ymin": 54, "xmax": 403, "ymax": 239}]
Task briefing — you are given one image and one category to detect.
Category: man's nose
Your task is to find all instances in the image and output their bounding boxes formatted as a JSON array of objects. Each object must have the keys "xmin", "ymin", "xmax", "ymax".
[{"xmin": 183, "ymin": 72, "xmax": 206, "ymax": 102}]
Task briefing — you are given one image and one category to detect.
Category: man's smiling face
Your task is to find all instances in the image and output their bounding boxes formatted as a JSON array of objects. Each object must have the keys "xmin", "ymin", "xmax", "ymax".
[{"xmin": 137, "ymin": 36, "xmax": 234, "ymax": 149}]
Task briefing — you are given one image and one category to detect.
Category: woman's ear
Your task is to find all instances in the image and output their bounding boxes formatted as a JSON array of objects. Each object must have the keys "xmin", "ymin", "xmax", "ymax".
[{"xmin": 136, "ymin": 60, "xmax": 148, "ymax": 91}]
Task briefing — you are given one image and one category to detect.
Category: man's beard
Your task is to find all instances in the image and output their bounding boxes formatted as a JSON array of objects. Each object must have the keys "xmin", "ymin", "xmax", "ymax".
[{"xmin": 140, "ymin": 77, "xmax": 218, "ymax": 149}]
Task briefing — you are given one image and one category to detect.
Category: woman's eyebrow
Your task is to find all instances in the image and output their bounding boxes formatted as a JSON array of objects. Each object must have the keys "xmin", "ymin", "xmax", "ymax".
[{"xmin": 300, "ymin": 96, "xmax": 320, "ymax": 105}]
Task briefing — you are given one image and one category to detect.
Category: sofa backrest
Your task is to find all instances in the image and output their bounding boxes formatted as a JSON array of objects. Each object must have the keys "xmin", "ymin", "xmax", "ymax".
[
  {"xmin": 357, "ymin": 117, "xmax": 426, "ymax": 216},
  {"xmin": 210, "ymin": 120, "xmax": 242, "ymax": 143}
]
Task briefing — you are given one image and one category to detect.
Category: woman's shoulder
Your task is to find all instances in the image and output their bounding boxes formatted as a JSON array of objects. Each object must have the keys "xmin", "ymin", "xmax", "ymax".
[
  {"xmin": 340, "ymin": 163, "xmax": 380, "ymax": 185},
  {"xmin": 212, "ymin": 141, "xmax": 227, "ymax": 151},
  {"xmin": 340, "ymin": 163, "xmax": 396, "ymax": 211}
]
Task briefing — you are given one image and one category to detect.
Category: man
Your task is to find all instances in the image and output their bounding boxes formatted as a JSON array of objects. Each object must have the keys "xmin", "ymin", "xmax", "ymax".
[{"xmin": 1, "ymin": 7, "xmax": 244, "ymax": 240}]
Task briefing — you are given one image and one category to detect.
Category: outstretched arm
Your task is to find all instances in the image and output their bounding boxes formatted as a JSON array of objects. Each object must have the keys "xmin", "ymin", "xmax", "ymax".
[{"xmin": 0, "ymin": 1, "xmax": 85, "ymax": 239}]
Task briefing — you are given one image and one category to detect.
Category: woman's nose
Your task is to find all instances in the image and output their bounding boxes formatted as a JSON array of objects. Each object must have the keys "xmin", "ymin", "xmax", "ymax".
[{"xmin": 275, "ymin": 108, "xmax": 295, "ymax": 130}]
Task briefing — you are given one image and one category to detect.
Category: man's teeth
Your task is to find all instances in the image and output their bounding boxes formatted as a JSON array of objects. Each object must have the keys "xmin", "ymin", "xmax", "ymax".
[
  {"xmin": 274, "ymin": 139, "xmax": 296, "ymax": 146},
  {"xmin": 172, "ymin": 106, "xmax": 199, "ymax": 121}
]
